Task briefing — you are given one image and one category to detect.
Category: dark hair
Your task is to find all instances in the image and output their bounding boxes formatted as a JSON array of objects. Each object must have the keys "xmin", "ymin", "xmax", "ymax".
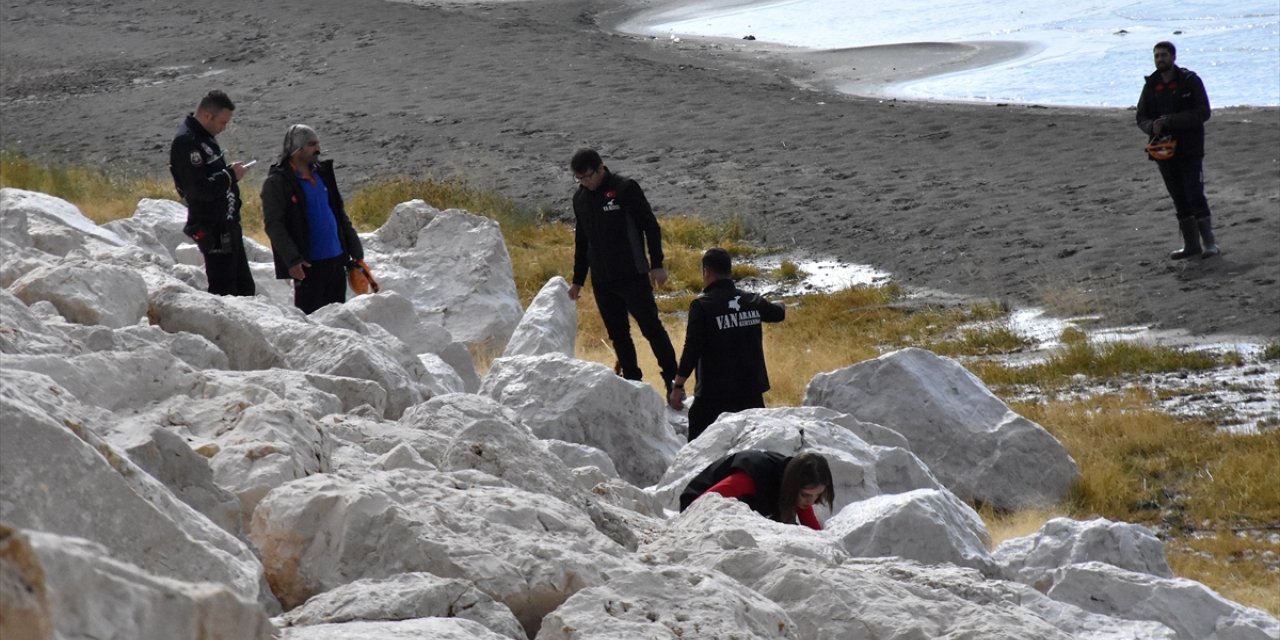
[
  {"xmin": 197, "ymin": 90, "xmax": 235, "ymax": 114},
  {"xmin": 777, "ymin": 452, "xmax": 834, "ymax": 524},
  {"xmin": 570, "ymin": 148, "xmax": 603, "ymax": 173},
  {"xmin": 1154, "ymin": 41, "xmax": 1176, "ymax": 57},
  {"xmin": 702, "ymin": 247, "xmax": 732, "ymax": 278}
]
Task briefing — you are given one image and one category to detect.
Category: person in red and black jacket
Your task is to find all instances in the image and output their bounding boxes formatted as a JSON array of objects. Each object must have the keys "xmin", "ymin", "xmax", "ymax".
[
  {"xmin": 567, "ymin": 148, "xmax": 679, "ymax": 395},
  {"xmin": 261, "ymin": 125, "xmax": 364, "ymax": 315},
  {"xmin": 680, "ymin": 450, "xmax": 834, "ymax": 530},
  {"xmin": 1136, "ymin": 41, "xmax": 1220, "ymax": 260}
]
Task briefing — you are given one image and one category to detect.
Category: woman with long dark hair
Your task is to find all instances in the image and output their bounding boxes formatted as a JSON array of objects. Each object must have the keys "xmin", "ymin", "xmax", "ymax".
[{"xmin": 680, "ymin": 450, "xmax": 834, "ymax": 530}]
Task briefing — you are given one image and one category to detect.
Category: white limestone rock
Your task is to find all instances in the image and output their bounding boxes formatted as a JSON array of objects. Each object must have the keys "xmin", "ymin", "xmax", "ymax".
[
  {"xmin": 195, "ymin": 368, "xmax": 384, "ymax": 418},
  {"xmin": 545, "ymin": 439, "xmax": 620, "ymax": 478},
  {"xmin": 368, "ymin": 208, "xmax": 522, "ymax": 351},
  {"xmin": 10, "ymin": 257, "xmax": 148, "ymax": 328},
  {"xmin": 804, "ymin": 347, "xmax": 1079, "ymax": 510},
  {"xmin": 336, "ymin": 290, "xmax": 479, "ymax": 391},
  {"xmin": 996, "ymin": 517, "xmax": 1173, "ymax": 590},
  {"xmin": 0, "ymin": 289, "xmax": 81, "ymax": 355},
  {"xmin": 148, "ymin": 283, "xmax": 287, "ymax": 370},
  {"xmin": 649, "ymin": 406, "xmax": 944, "ymax": 517},
  {"xmin": 250, "ymin": 469, "xmax": 636, "ymax": 635},
  {"xmin": 103, "ymin": 197, "xmax": 189, "ymax": 258},
  {"xmin": 2, "ymin": 344, "xmax": 201, "ymax": 412},
  {"xmin": 363, "ymin": 198, "xmax": 439, "ymax": 252},
  {"xmin": 279, "ymin": 618, "xmax": 513, "ymax": 640},
  {"xmin": 501, "ymin": 275, "xmax": 576, "ymax": 358},
  {"xmin": 481, "ymin": 353, "xmax": 681, "ymax": 487},
  {"xmin": 174, "ymin": 241, "xmax": 205, "ymax": 266},
  {"xmin": 0, "ymin": 371, "xmax": 275, "ymax": 610},
  {"xmin": 1047, "ymin": 561, "xmax": 1280, "ymax": 640},
  {"xmin": 0, "ymin": 188, "xmax": 126, "ymax": 256},
  {"xmin": 825, "ymin": 488, "xmax": 997, "ymax": 575},
  {"xmin": 646, "ymin": 497, "xmax": 1176, "ymax": 640},
  {"xmin": 277, "ymin": 572, "xmax": 525, "ymax": 639},
  {"xmin": 372, "ymin": 442, "xmax": 436, "ymax": 472},
  {"xmin": 537, "ymin": 565, "xmax": 799, "ymax": 640},
  {"xmin": 0, "ymin": 525, "xmax": 273, "ymax": 640}
]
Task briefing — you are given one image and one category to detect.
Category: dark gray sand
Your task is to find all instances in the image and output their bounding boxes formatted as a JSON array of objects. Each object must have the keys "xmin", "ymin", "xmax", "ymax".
[{"xmin": 3, "ymin": 0, "xmax": 1277, "ymax": 337}]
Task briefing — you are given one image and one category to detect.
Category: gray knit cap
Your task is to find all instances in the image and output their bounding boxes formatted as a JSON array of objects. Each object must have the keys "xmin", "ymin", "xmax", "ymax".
[{"xmin": 278, "ymin": 124, "xmax": 319, "ymax": 165}]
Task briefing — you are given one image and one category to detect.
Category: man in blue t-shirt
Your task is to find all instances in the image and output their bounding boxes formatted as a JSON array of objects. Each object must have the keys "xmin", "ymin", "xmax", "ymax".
[{"xmin": 261, "ymin": 125, "xmax": 365, "ymax": 314}]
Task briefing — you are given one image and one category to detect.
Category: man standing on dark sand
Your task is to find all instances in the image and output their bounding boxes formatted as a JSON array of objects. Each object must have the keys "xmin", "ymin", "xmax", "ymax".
[
  {"xmin": 669, "ymin": 248, "xmax": 785, "ymax": 441},
  {"xmin": 261, "ymin": 125, "xmax": 365, "ymax": 315},
  {"xmin": 170, "ymin": 90, "xmax": 255, "ymax": 296},
  {"xmin": 568, "ymin": 148, "xmax": 679, "ymax": 395},
  {"xmin": 1136, "ymin": 41, "xmax": 1220, "ymax": 260}
]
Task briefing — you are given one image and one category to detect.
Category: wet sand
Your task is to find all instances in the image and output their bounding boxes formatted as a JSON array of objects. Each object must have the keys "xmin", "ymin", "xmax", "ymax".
[{"xmin": 2, "ymin": 0, "xmax": 1278, "ymax": 338}]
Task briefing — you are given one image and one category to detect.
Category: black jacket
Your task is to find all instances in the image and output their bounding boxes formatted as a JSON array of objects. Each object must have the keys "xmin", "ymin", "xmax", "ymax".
[
  {"xmin": 679, "ymin": 450, "xmax": 792, "ymax": 519},
  {"xmin": 677, "ymin": 279, "xmax": 785, "ymax": 400},
  {"xmin": 261, "ymin": 159, "xmax": 362, "ymax": 280},
  {"xmin": 1136, "ymin": 65, "xmax": 1211, "ymax": 158},
  {"xmin": 169, "ymin": 114, "xmax": 241, "ymax": 232},
  {"xmin": 571, "ymin": 172, "xmax": 664, "ymax": 286}
]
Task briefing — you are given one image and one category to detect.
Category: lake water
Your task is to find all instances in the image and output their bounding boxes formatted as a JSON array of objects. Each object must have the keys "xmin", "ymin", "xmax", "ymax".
[{"xmin": 628, "ymin": 0, "xmax": 1280, "ymax": 108}]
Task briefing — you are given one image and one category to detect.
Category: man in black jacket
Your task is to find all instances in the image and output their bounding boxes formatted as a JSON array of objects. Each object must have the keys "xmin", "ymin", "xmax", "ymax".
[
  {"xmin": 670, "ymin": 248, "xmax": 785, "ymax": 441},
  {"xmin": 568, "ymin": 148, "xmax": 679, "ymax": 393},
  {"xmin": 1136, "ymin": 41, "xmax": 1220, "ymax": 260},
  {"xmin": 261, "ymin": 125, "xmax": 364, "ymax": 314},
  {"xmin": 169, "ymin": 90, "xmax": 255, "ymax": 296}
]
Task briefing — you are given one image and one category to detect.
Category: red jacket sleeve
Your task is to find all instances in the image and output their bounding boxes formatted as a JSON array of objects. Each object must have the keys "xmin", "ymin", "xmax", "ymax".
[
  {"xmin": 705, "ymin": 470, "xmax": 756, "ymax": 500},
  {"xmin": 797, "ymin": 506, "xmax": 822, "ymax": 531}
]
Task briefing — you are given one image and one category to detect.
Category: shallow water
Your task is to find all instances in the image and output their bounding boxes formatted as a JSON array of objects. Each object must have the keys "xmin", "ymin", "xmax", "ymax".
[{"xmin": 624, "ymin": 0, "xmax": 1280, "ymax": 107}]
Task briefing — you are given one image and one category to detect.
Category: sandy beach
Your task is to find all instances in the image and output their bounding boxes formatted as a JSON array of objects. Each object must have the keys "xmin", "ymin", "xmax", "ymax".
[{"xmin": 3, "ymin": 0, "xmax": 1278, "ymax": 338}]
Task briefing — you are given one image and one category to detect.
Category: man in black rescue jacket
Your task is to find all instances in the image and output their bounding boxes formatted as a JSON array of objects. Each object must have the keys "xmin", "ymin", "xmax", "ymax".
[
  {"xmin": 568, "ymin": 148, "xmax": 679, "ymax": 394},
  {"xmin": 670, "ymin": 248, "xmax": 785, "ymax": 441},
  {"xmin": 1136, "ymin": 41, "xmax": 1220, "ymax": 260},
  {"xmin": 261, "ymin": 125, "xmax": 364, "ymax": 314},
  {"xmin": 169, "ymin": 90, "xmax": 255, "ymax": 296}
]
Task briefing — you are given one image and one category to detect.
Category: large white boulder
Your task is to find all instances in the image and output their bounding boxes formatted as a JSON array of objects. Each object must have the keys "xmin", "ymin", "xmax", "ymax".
[
  {"xmin": 102, "ymin": 197, "xmax": 189, "ymax": 258},
  {"xmin": 804, "ymin": 347, "xmax": 1079, "ymax": 510},
  {"xmin": 0, "ymin": 188, "xmax": 126, "ymax": 256},
  {"xmin": 825, "ymin": 488, "xmax": 997, "ymax": 575},
  {"xmin": 331, "ymin": 290, "xmax": 479, "ymax": 391},
  {"xmin": 502, "ymin": 275, "xmax": 576, "ymax": 358},
  {"xmin": 367, "ymin": 207, "xmax": 521, "ymax": 351},
  {"xmin": 9, "ymin": 257, "xmax": 149, "ymax": 327},
  {"xmin": 279, "ymin": 618, "xmax": 514, "ymax": 640},
  {"xmin": 649, "ymin": 406, "xmax": 945, "ymax": 516},
  {"xmin": 996, "ymin": 517, "xmax": 1173, "ymax": 590},
  {"xmin": 249, "ymin": 469, "xmax": 636, "ymax": 635},
  {"xmin": 0, "ymin": 289, "xmax": 82, "ymax": 355},
  {"xmin": 2, "ymin": 344, "xmax": 202, "ymax": 411},
  {"xmin": 148, "ymin": 283, "xmax": 287, "ymax": 370},
  {"xmin": 1046, "ymin": 561, "xmax": 1280, "ymax": 640},
  {"xmin": 362, "ymin": 198, "xmax": 439, "ymax": 252},
  {"xmin": 0, "ymin": 371, "xmax": 275, "ymax": 610},
  {"xmin": 0, "ymin": 525, "xmax": 273, "ymax": 640},
  {"xmin": 537, "ymin": 565, "xmax": 799, "ymax": 640},
  {"xmin": 481, "ymin": 353, "xmax": 681, "ymax": 487},
  {"xmin": 277, "ymin": 572, "xmax": 525, "ymax": 640}
]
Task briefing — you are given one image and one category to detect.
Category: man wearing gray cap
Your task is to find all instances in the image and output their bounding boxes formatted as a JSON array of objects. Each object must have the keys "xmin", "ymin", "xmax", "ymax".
[{"xmin": 261, "ymin": 125, "xmax": 365, "ymax": 314}]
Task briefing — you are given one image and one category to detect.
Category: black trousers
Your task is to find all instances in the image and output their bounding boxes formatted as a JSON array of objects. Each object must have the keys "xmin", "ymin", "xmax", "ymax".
[
  {"xmin": 293, "ymin": 256, "xmax": 348, "ymax": 315},
  {"xmin": 593, "ymin": 274, "xmax": 678, "ymax": 383},
  {"xmin": 688, "ymin": 393, "xmax": 765, "ymax": 441},
  {"xmin": 1156, "ymin": 155, "xmax": 1211, "ymax": 221},
  {"xmin": 202, "ymin": 222, "xmax": 255, "ymax": 297}
]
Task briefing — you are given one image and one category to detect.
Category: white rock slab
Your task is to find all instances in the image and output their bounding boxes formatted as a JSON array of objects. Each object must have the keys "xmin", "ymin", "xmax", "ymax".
[
  {"xmin": 363, "ymin": 198, "xmax": 439, "ymax": 252},
  {"xmin": 10, "ymin": 257, "xmax": 148, "ymax": 328},
  {"xmin": 649, "ymin": 406, "xmax": 945, "ymax": 517},
  {"xmin": 104, "ymin": 197, "xmax": 189, "ymax": 258},
  {"xmin": 537, "ymin": 565, "xmax": 799, "ymax": 640},
  {"xmin": 0, "ymin": 371, "xmax": 274, "ymax": 610},
  {"xmin": 996, "ymin": 517, "xmax": 1173, "ymax": 590},
  {"xmin": 1, "ymin": 525, "xmax": 273, "ymax": 640},
  {"xmin": 501, "ymin": 276, "xmax": 576, "ymax": 358},
  {"xmin": 336, "ymin": 290, "xmax": 479, "ymax": 391},
  {"xmin": 149, "ymin": 283, "xmax": 288, "ymax": 370},
  {"xmin": 277, "ymin": 572, "xmax": 524, "ymax": 639},
  {"xmin": 0, "ymin": 187, "xmax": 126, "ymax": 256},
  {"xmin": 825, "ymin": 488, "xmax": 997, "ymax": 575},
  {"xmin": 804, "ymin": 347, "xmax": 1079, "ymax": 510},
  {"xmin": 481, "ymin": 353, "xmax": 681, "ymax": 487},
  {"xmin": 1047, "ymin": 561, "xmax": 1280, "ymax": 640},
  {"xmin": 279, "ymin": 618, "xmax": 514, "ymax": 640},
  {"xmin": 0, "ymin": 289, "xmax": 82, "ymax": 355}
]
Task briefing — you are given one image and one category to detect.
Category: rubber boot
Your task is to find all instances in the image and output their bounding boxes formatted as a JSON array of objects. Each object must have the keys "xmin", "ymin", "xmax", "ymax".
[
  {"xmin": 1197, "ymin": 217, "xmax": 1220, "ymax": 258},
  {"xmin": 1169, "ymin": 217, "xmax": 1202, "ymax": 260}
]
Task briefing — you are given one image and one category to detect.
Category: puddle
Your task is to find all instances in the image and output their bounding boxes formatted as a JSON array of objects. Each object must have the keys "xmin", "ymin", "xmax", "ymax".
[{"xmin": 739, "ymin": 255, "xmax": 1280, "ymax": 433}]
